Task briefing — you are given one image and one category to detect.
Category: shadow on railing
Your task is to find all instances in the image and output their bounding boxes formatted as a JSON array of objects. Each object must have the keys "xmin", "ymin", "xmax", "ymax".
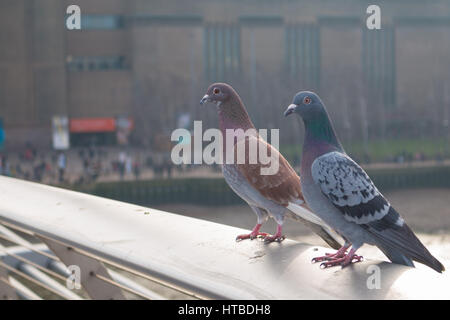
[{"xmin": 0, "ymin": 176, "xmax": 449, "ymax": 300}]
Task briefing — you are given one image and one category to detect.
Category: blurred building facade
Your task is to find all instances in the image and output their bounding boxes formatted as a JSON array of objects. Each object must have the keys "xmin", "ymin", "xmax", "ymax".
[{"xmin": 1, "ymin": 0, "xmax": 450, "ymax": 149}]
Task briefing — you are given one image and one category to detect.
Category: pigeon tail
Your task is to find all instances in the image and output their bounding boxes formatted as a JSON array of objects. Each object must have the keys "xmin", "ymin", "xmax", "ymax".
[
  {"xmin": 377, "ymin": 245, "xmax": 415, "ymax": 268},
  {"xmin": 366, "ymin": 221, "xmax": 445, "ymax": 273}
]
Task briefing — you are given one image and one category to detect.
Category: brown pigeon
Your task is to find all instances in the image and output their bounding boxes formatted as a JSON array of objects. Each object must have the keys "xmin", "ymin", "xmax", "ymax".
[{"xmin": 200, "ymin": 83, "xmax": 342, "ymax": 248}]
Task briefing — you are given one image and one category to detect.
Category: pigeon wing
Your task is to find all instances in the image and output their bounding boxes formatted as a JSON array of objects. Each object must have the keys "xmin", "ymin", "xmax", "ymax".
[
  {"xmin": 235, "ymin": 135, "xmax": 302, "ymax": 206},
  {"xmin": 311, "ymin": 151, "xmax": 391, "ymax": 224},
  {"xmin": 311, "ymin": 151, "xmax": 445, "ymax": 272}
]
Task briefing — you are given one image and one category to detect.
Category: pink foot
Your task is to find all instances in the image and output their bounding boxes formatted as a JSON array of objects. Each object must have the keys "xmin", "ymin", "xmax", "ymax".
[
  {"xmin": 319, "ymin": 254, "xmax": 363, "ymax": 269},
  {"xmin": 311, "ymin": 244, "xmax": 350, "ymax": 263},
  {"xmin": 236, "ymin": 232, "xmax": 269, "ymax": 241},
  {"xmin": 263, "ymin": 234, "xmax": 286, "ymax": 243},
  {"xmin": 236, "ymin": 224, "xmax": 269, "ymax": 242},
  {"xmin": 263, "ymin": 225, "xmax": 285, "ymax": 243},
  {"xmin": 314, "ymin": 247, "xmax": 363, "ymax": 269}
]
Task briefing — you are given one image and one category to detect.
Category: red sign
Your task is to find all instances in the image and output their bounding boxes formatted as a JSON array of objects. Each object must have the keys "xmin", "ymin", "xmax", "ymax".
[{"xmin": 69, "ymin": 118, "xmax": 116, "ymax": 133}]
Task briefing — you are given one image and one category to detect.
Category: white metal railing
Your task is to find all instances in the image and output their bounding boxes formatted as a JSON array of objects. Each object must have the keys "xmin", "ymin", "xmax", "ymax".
[{"xmin": 0, "ymin": 175, "xmax": 449, "ymax": 300}]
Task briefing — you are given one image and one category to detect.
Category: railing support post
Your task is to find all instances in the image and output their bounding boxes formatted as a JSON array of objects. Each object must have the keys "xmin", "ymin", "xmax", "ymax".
[
  {"xmin": 0, "ymin": 267, "xmax": 18, "ymax": 300},
  {"xmin": 40, "ymin": 237, "xmax": 125, "ymax": 300}
]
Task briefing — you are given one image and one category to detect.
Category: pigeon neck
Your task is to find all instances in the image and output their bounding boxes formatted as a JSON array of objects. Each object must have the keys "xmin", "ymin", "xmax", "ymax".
[
  {"xmin": 218, "ymin": 98, "xmax": 256, "ymax": 157},
  {"xmin": 218, "ymin": 99, "xmax": 255, "ymax": 133},
  {"xmin": 303, "ymin": 112, "xmax": 343, "ymax": 153}
]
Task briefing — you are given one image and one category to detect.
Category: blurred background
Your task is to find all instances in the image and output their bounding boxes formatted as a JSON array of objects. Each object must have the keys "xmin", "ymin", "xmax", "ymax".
[{"xmin": 0, "ymin": 0, "xmax": 449, "ymax": 254}]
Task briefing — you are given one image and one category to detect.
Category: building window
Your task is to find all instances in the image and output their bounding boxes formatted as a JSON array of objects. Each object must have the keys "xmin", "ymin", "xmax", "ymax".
[
  {"xmin": 285, "ymin": 24, "xmax": 320, "ymax": 89},
  {"xmin": 80, "ymin": 15, "xmax": 124, "ymax": 30},
  {"xmin": 362, "ymin": 26, "xmax": 396, "ymax": 107},
  {"xmin": 66, "ymin": 56, "xmax": 128, "ymax": 72},
  {"xmin": 203, "ymin": 24, "xmax": 241, "ymax": 81}
]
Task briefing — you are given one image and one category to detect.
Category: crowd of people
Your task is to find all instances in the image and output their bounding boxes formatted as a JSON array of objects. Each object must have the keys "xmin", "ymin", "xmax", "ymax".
[
  {"xmin": 0, "ymin": 142, "xmax": 448, "ymax": 186},
  {"xmin": 0, "ymin": 144, "xmax": 189, "ymax": 185}
]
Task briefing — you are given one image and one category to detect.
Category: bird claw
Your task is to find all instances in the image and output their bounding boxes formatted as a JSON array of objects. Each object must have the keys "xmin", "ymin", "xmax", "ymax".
[
  {"xmin": 235, "ymin": 232, "xmax": 269, "ymax": 242},
  {"xmin": 311, "ymin": 256, "xmax": 326, "ymax": 263},
  {"xmin": 348, "ymin": 255, "xmax": 364, "ymax": 264},
  {"xmin": 311, "ymin": 253, "xmax": 342, "ymax": 263},
  {"xmin": 263, "ymin": 235, "xmax": 286, "ymax": 243},
  {"xmin": 318, "ymin": 255, "xmax": 364, "ymax": 269},
  {"xmin": 311, "ymin": 253, "xmax": 336, "ymax": 263}
]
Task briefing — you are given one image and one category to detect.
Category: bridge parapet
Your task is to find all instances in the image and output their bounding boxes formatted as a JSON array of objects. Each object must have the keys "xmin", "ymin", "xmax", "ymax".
[{"xmin": 0, "ymin": 176, "xmax": 449, "ymax": 299}]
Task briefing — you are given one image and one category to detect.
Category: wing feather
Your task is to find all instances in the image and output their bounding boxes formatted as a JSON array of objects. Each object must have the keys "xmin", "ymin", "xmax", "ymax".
[
  {"xmin": 235, "ymin": 135, "xmax": 303, "ymax": 206},
  {"xmin": 312, "ymin": 151, "xmax": 391, "ymax": 224}
]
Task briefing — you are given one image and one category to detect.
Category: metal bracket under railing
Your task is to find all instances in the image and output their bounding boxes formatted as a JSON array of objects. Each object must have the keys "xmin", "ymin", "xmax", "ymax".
[{"xmin": 0, "ymin": 176, "xmax": 449, "ymax": 299}]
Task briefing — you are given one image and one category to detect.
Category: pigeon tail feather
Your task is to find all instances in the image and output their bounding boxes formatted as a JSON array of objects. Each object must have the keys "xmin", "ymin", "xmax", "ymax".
[
  {"xmin": 365, "ymin": 221, "xmax": 445, "ymax": 273},
  {"xmin": 377, "ymin": 245, "xmax": 415, "ymax": 268}
]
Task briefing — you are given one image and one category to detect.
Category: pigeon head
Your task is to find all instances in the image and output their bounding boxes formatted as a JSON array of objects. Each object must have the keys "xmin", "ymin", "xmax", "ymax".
[
  {"xmin": 284, "ymin": 91, "xmax": 343, "ymax": 150},
  {"xmin": 200, "ymin": 83, "xmax": 235, "ymax": 106},
  {"xmin": 283, "ymin": 91, "xmax": 326, "ymax": 120},
  {"xmin": 200, "ymin": 83, "xmax": 254, "ymax": 131}
]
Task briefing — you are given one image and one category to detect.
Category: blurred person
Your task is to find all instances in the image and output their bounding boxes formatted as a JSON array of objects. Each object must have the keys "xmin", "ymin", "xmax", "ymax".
[
  {"xmin": 88, "ymin": 147, "xmax": 95, "ymax": 159},
  {"xmin": 0, "ymin": 155, "xmax": 10, "ymax": 176},
  {"xmin": 153, "ymin": 153, "xmax": 164, "ymax": 178},
  {"xmin": 118, "ymin": 151, "xmax": 126, "ymax": 180},
  {"xmin": 133, "ymin": 158, "xmax": 141, "ymax": 180},
  {"xmin": 83, "ymin": 156, "xmax": 90, "ymax": 176},
  {"xmin": 146, "ymin": 155, "xmax": 153, "ymax": 169},
  {"xmin": 3, "ymin": 158, "xmax": 11, "ymax": 176},
  {"xmin": 88, "ymin": 159, "xmax": 101, "ymax": 182},
  {"xmin": 57, "ymin": 152, "xmax": 66, "ymax": 183},
  {"xmin": 125, "ymin": 154, "xmax": 133, "ymax": 177},
  {"xmin": 163, "ymin": 153, "xmax": 172, "ymax": 178},
  {"xmin": 24, "ymin": 142, "xmax": 36, "ymax": 161},
  {"xmin": 15, "ymin": 163, "xmax": 23, "ymax": 178},
  {"xmin": 23, "ymin": 146, "xmax": 33, "ymax": 161},
  {"xmin": 78, "ymin": 148, "xmax": 85, "ymax": 159},
  {"xmin": 33, "ymin": 159, "xmax": 46, "ymax": 182}
]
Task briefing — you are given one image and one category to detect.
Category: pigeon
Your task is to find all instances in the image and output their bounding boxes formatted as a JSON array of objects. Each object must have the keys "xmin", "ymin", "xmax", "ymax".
[
  {"xmin": 284, "ymin": 91, "xmax": 445, "ymax": 272},
  {"xmin": 200, "ymin": 83, "xmax": 342, "ymax": 248}
]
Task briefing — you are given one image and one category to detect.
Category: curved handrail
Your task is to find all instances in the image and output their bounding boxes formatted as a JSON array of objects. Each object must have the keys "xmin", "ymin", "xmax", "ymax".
[{"xmin": 0, "ymin": 176, "xmax": 449, "ymax": 299}]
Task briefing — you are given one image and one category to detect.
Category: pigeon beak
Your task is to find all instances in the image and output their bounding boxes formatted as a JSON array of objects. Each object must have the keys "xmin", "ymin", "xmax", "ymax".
[
  {"xmin": 200, "ymin": 94, "xmax": 211, "ymax": 105},
  {"xmin": 284, "ymin": 104, "xmax": 297, "ymax": 117}
]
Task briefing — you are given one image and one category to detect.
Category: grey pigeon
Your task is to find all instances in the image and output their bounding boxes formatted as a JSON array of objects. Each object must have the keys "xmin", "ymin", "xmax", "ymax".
[
  {"xmin": 200, "ymin": 83, "xmax": 342, "ymax": 248},
  {"xmin": 284, "ymin": 91, "xmax": 445, "ymax": 272}
]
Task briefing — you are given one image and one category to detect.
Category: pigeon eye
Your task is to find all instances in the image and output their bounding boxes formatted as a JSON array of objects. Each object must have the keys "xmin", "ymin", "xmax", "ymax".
[
  {"xmin": 213, "ymin": 88, "xmax": 220, "ymax": 95},
  {"xmin": 303, "ymin": 97, "xmax": 312, "ymax": 105}
]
